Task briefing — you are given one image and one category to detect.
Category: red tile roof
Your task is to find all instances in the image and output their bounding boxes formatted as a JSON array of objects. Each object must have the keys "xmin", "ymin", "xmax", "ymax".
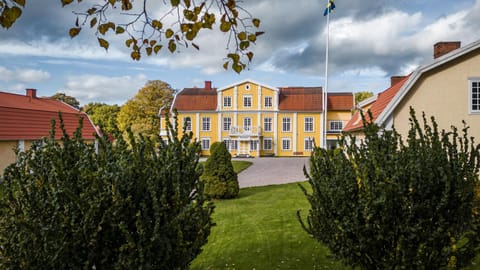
[
  {"xmin": 343, "ymin": 75, "xmax": 410, "ymax": 132},
  {"xmin": 0, "ymin": 90, "xmax": 99, "ymax": 140},
  {"xmin": 172, "ymin": 87, "xmax": 217, "ymax": 111},
  {"xmin": 327, "ymin": 93, "xmax": 354, "ymax": 110},
  {"xmin": 278, "ymin": 87, "xmax": 323, "ymax": 111}
]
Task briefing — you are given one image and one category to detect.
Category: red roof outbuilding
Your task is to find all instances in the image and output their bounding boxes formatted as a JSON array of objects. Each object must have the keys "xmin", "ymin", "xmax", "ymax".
[{"xmin": 0, "ymin": 89, "xmax": 99, "ymax": 140}]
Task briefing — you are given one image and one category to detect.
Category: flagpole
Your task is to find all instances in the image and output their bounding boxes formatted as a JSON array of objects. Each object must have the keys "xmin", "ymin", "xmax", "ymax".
[{"xmin": 323, "ymin": 0, "xmax": 330, "ymax": 149}]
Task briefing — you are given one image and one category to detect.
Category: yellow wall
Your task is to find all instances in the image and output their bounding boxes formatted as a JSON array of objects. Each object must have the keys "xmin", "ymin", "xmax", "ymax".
[
  {"xmin": 0, "ymin": 141, "xmax": 18, "ymax": 175},
  {"xmin": 393, "ymin": 50, "xmax": 480, "ymax": 140}
]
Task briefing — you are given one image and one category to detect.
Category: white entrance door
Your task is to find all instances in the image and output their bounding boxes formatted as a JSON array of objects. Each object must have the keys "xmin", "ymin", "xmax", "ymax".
[{"xmin": 239, "ymin": 140, "xmax": 250, "ymax": 156}]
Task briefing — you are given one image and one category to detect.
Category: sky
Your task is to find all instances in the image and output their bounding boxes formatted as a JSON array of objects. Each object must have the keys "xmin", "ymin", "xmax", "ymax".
[{"xmin": 0, "ymin": 0, "xmax": 479, "ymax": 106}]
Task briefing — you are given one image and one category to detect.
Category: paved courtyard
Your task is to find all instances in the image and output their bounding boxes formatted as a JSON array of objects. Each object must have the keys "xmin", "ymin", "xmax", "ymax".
[{"xmin": 234, "ymin": 157, "xmax": 310, "ymax": 188}]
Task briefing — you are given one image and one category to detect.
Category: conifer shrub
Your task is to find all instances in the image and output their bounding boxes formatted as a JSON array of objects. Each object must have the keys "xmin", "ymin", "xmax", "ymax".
[
  {"xmin": 0, "ymin": 114, "xmax": 214, "ymax": 269},
  {"xmin": 201, "ymin": 142, "xmax": 239, "ymax": 199},
  {"xmin": 299, "ymin": 109, "xmax": 480, "ymax": 269}
]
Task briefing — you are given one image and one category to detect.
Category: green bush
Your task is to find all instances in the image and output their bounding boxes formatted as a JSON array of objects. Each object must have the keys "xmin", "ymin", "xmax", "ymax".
[
  {"xmin": 201, "ymin": 142, "xmax": 239, "ymax": 199},
  {"xmin": 0, "ymin": 114, "xmax": 214, "ymax": 269},
  {"xmin": 299, "ymin": 109, "xmax": 480, "ymax": 269}
]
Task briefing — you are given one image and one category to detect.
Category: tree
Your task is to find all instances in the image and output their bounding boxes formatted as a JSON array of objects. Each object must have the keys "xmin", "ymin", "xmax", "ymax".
[
  {"xmin": 50, "ymin": 92, "xmax": 81, "ymax": 109},
  {"xmin": 117, "ymin": 80, "xmax": 174, "ymax": 137},
  {"xmin": 201, "ymin": 142, "xmax": 239, "ymax": 199},
  {"xmin": 355, "ymin": 91, "xmax": 374, "ymax": 104},
  {"xmin": 83, "ymin": 102, "xmax": 120, "ymax": 135},
  {"xmin": 299, "ymin": 109, "xmax": 480, "ymax": 269},
  {"xmin": 0, "ymin": 114, "xmax": 214, "ymax": 269},
  {"xmin": 0, "ymin": 0, "xmax": 263, "ymax": 73}
]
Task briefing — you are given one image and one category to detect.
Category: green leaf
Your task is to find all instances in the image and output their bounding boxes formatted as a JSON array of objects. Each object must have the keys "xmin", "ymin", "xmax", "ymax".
[
  {"xmin": 153, "ymin": 45, "xmax": 162, "ymax": 54},
  {"xmin": 98, "ymin": 38, "xmax": 109, "ymax": 50},
  {"xmin": 152, "ymin": 20, "xmax": 162, "ymax": 30},
  {"xmin": 14, "ymin": 0, "xmax": 26, "ymax": 7},
  {"xmin": 145, "ymin": 47, "xmax": 152, "ymax": 56},
  {"xmin": 168, "ymin": 40, "xmax": 177, "ymax": 53},
  {"xmin": 237, "ymin": 32, "xmax": 247, "ymax": 41},
  {"xmin": 90, "ymin": 17, "xmax": 97, "ymax": 28},
  {"xmin": 184, "ymin": 0, "xmax": 191, "ymax": 8},
  {"xmin": 252, "ymin": 18, "xmax": 260, "ymax": 28},
  {"xmin": 223, "ymin": 61, "xmax": 229, "ymax": 70},
  {"xmin": 186, "ymin": 30, "xmax": 196, "ymax": 41},
  {"xmin": 248, "ymin": 34, "xmax": 256, "ymax": 42},
  {"xmin": 1, "ymin": 6, "xmax": 22, "ymax": 29},
  {"xmin": 232, "ymin": 62, "xmax": 242, "ymax": 74},
  {"xmin": 115, "ymin": 26, "xmax": 125, "ymax": 34},
  {"xmin": 125, "ymin": 38, "xmax": 135, "ymax": 48},
  {"xmin": 165, "ymin": 29, "xmax": 174, "ymax": 38},
  {"xmin": 239, "ymin": 41, "xmax": 249, "ymax": 50},
  {"xmin": 61, "ymin": 0, "xmax": 74, "ymax": 6},
  {"xmin": 69, "ymin": 27, "xmax": 81, "ymax": 38},
  {"xmin": 220, "ymin": 21, "xmax": 231, "ymax": 32},
  {"xmin": 131, "ymin": 50, "xmax": 140, "ymax": 60},
  {"xmin": 171, "ymin": 0, "xmax": 180, "ymax": 6},
  {"xmin": 246, "ymin": 51, "xmax": 254, "ymax": 61}
]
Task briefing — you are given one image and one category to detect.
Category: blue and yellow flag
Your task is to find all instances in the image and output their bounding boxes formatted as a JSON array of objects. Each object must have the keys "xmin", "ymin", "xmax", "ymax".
[{"xmin": 323, "ymin": 0, "xmax": 335, "ymax": 16}]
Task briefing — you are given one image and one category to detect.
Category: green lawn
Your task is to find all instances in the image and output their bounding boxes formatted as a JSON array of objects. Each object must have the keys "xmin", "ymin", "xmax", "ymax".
[
  {"xmin": 231, "ymin": 160, "xmax": 252, "ymax": 174},
  {"xmin": 190, "ymin": 182, "xmax": 344, "ymax": 270}
]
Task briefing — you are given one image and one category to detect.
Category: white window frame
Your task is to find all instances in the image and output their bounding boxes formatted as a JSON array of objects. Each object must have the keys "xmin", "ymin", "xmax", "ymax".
[
  {"xmin": 264, "ymin": 117, "xmax": 272, "ymax": 132},
  {"xmin": 243, "ymin": 95, "xmax": 252, "ymax": 108},
  {"xmin": 244, "ymin": 117, "xmax": 252, "ymax": 131},
  {"xmin": 202, "ymin": 117, "xmax": 211, "ymax": 131},
  {"xmin": 304, "ymin": 117, "xmax": 314, "ymax": 132},
  {"xmin": 329, "ymin": 120, "xmax": 343, "ymax": 132},
  {"xmin": 282, "ymin": 138, "xmax": 291, "ymax": 150},
  {"xmin": 264, "ymin": 96, "xmax": 273, "ymax": 108},
  {"xmin": 282, "ymin": 117, "xmax": 291, "ymax": 132},
  {"xmin": 223, "ymin": 96, "xmax": 232, "ymax": 108},
  {"xmin": 223, "ymin": 117, "xmax": 232, "ymax": 131},
  {"xmin": 183, "ymin": 117, "xmax": 192, "ymax": 131},
  {"xmin": 201, "ymin": 138, "xmax": 210, "ymax": 150},
  {"xmin": 263, "ymin": 138, "xmax": 273, "ymax": 150},
  {"xmin": 304, "ymin": 137, "xmax": 314, "ymax": 151},
  {"xmin": 470, "ymin": 79, "xmax": 480, "ymax": 113}
]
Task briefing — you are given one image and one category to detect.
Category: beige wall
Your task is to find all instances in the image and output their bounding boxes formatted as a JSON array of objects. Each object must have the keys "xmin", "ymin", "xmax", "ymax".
[
  {"xmin": 0, "ymin": 141, "xmax": 18, "ymax": 175},
  {"xmin": 393, "ymin": 50, "xmax": 480, "ymax": 140}
]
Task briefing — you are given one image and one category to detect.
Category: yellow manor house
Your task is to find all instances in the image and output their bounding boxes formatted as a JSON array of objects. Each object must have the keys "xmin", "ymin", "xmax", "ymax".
[{"xmin": 160, "ymin": 79, "xmax": 354, "ymax": 157}]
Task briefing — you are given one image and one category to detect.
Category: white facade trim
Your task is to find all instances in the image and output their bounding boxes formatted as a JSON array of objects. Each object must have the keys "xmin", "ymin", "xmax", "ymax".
[{"xmin": 195, "ymin": 113, "xmax": 200, "ymax": 140}]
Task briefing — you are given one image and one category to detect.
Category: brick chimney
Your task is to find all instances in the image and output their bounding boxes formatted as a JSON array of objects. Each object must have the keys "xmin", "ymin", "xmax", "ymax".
[
  {"xmin": 204, "ymin": 80, "xmax": 212, "ymax": 90},
  {"xmin": 434, "ymin": 41, "xmax": 461, "ymax": 59},
  {"xmin": 26, "ymin": 88, "xmax": 37, "ymax": 98},
  {"xmin": 390, "ymin": 76, "xmax": 407, "ymax": 87}
]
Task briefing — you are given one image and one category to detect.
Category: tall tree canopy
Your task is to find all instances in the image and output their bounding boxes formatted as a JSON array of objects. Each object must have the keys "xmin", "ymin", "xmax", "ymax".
[
  {"xmin": 117, "ymin": 80, "xmax": 174, "ymax": 137},
  {"xmin": 50, "ymin": 92, "xmax": 81, "ymax": 109},
  {"xmin": 0, "ymin": 0, "xmax": 262, "ymax": 73},
  {"xmin": 82, "ymin": 102, "xmax": 121, "ymax": 135}
]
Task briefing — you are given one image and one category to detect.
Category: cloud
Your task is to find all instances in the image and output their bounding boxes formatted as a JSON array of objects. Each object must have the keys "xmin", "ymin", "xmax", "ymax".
[
  {"xmin": 0, "ymin": 66, "xmax": 50, "ymax": 83},
  {"xmin": 60, "ymin": 74, "xmax": 148, "ymax": 105}
]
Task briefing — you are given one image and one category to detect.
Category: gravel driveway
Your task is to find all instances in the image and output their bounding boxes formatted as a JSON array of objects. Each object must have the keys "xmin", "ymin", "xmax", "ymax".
[{"xmin": 235, "ymin": 157, "xmax": 310, "ymax": 188}]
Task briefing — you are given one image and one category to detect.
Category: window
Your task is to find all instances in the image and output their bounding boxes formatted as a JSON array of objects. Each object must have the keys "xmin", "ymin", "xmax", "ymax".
[
  {"xmin": 245, "ymin": 84, "xmax": 251, "ymax": 90},
  {"xmin": 305, "ymin": 137, "xmax": 314, "ymax": 151},
  {"xmin": 264, "ymin": 117, "xmax": 272, "ymax": 132},
  {"xmin": 223, "ymin": 96, "xmax": 232, "ymax": 108},
  {"xmin": 224, "ymin": 139, "xmax": 238, "ymax": 151},
  {"xmin": 282, "ymin": 138, "xmax": 291, "ymax": 150},
  {"xmin": 243, "ymin": 95, "xmax": 252, "ymax": 108},
  {"xmin": 223, "ymin": 117, "xmax": 232, "ymax": 131},
  {"xmin": 201, "ymin": 138, "xmax": 210, "ymax": 150},
  {"xmin": 329, "ymin": 121, "xmax": 343, "ymax": 132},
  {"xmin": 304, "ymin": 117, "xmax": 314, "ymax": 132},
  {"xmin": 263, "ymin": 138, "xmax": 272, "ymax": 150},
  {"xmin": 244, "ymin": 117, "xmax": 252, "ymax": 131},
  {"xmin": 264, "ymin": 96, "xmax": 273, "ymax": 108},
  {"xmin": 183, "ymin": 117, "xmax": 192, "ymax": 131},
  {"xmin": 202, "ymin": 117, "xmax": 211, "ymax": 131},
  {"xmin": 250, "ymin": 140, "xmax": 258, "ymax": 151},
  {"xmin": 471, "ymin": 80, "xmax": 480, "ymax": 112},
  {"xmin": 282, "ymin": 117, "xmax": 291, "ymax": 132}
]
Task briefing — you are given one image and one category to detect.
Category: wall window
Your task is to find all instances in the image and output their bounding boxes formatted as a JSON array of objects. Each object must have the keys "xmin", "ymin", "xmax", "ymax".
[
  {"xmin": 263, "ymin": 138, "xmax": 272, "ymax": 150},
  {"xmin": 264, "ymin": 117, "xmax": 272, "ymax": 132},
  {"xmin": 282, "ymin": 138, "xmax": 291, "ymax": 150},
  {"xmin": 470, "ymin": 80, "xmax": 480, "ymax": 113},
  {"xmin": 305, "ymin": 137, "xmax": 314, "ymax": 151},
  {"xmin": 223, "ymin": 139, "xmax": 237, "ymax": 151},
  {"xmin": 201, "ymin": 138, "xmax": 210, "ymax": 150},
  {"xmin": 329, "ymin": 121, "xmax": 343, "ymax": 132},
  {"xmin": 250, "ymin": 140, "xmax": 258, "ymax": 151},
  {"xmin": 223, "ymin": 96, "xmax": 232, "ymax": 108},
  {"xmin": 243, "ymin": 95, "xmax": 252, "ymax": 108},
  {"xmin": 202, "ymin": 117, "xmax": 211, "ymax": 131},
  {"xmin": 244, "ymin": 117, "xmax": 252, "ymax": 131},
  {"xmin": 304, "ymin": 117, "xmax": 314, "ymax": 132},
  {"xmin": 264, "ymin": 96, "xmax": 273, "ymax": 108},
  {"xmin": 223, "ymin": 117, "xmax": 232, "ymax": 131},
  {"xmin": 282, "ymin": 117, "xmax": 291, "ymax": 132},
  {"xmin": 183, "ymin": 117, "xmax": 192, "ymax": 131}
]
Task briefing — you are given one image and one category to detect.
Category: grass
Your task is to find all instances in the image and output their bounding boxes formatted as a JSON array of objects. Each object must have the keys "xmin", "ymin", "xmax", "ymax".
[
  {"xmin": 231, "ymin": 160, "xmax": 252, "ymax": 174},
  {"xmin": 190, "ymin": 182, "xmax": 344, "ymax": 270}
]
